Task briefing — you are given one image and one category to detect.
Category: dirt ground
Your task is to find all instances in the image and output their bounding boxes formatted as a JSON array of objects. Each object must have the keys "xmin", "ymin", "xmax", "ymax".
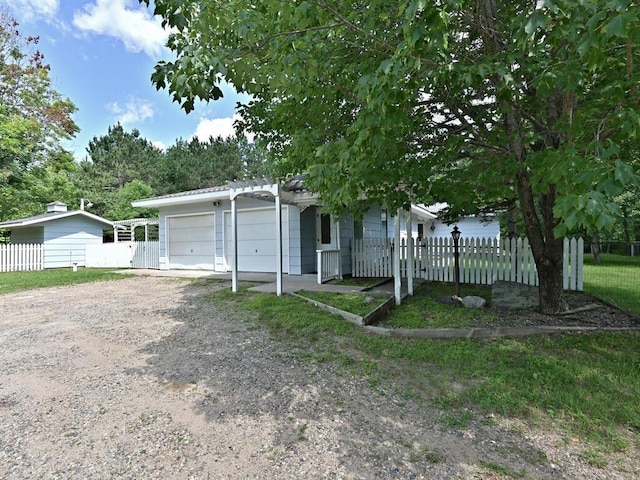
[{"xmin": 0, "ymin": 276, "xmax": 638, "ymax": 479}]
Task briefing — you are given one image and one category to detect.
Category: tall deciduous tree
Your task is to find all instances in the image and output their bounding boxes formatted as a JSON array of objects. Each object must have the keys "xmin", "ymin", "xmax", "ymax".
[
  {"xmin": 0, "ymin": 9, "xmax": 78, "ymax": 220},
  {"xmin": 142, "ymin": 0, "xmax": 640, "ymax": 313}
]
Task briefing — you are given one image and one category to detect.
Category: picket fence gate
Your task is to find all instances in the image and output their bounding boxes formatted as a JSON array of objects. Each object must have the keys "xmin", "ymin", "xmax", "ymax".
[
  {"xmin": 351, "ymin": 237, "xmax": 584, "ymax": 291},
  {"xmin": 0, "ymin": 243, "xmax": 44, "ymax": 272}
]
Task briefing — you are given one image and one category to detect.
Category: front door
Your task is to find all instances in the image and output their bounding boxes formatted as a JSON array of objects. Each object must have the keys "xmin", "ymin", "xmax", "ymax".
[{"xmin": 316, "ymin": 211, "xmax": 336, "ymax": 251}]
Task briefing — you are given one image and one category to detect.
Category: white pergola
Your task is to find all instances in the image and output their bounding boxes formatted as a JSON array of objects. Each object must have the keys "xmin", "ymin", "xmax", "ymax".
[
  {"xmin": 229, "ymin": 179, "xmax": 298, "ymax": 296},
  {"xmin": 227, "ymin": 178, "xmax": 417, "ymax": 305},
  {"xmin": 112, "ymin": 218, "xmax": 159, "ymax": 242}
]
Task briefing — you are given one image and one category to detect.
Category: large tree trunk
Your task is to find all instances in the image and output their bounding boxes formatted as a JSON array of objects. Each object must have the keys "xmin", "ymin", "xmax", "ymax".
[{"xmin": 516, "ymin": 171, "xmax": 568, "ymax": 314}]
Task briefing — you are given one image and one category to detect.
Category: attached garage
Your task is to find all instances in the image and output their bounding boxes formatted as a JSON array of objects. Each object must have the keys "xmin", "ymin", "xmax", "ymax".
[
  {"xmin": 167, "ymin": 213, "xmax": 215, "ymax": 270},
  {"xmin": 224, "ymin": 207, "xmax": 289, "ymax": 273}
]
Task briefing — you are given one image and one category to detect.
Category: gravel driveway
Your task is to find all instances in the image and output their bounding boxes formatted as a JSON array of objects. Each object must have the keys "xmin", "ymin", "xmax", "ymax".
[{"xmin": 0, "ymin": 276, "xmax": 634, "ymax": 479}]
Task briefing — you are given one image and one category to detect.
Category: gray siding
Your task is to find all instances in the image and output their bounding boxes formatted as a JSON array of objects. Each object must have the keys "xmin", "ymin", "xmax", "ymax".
[
  {"xmin": 363, "ymin": 205, "xmax": 384, "ymax": 238},
  {"xmin": 287, "ymin": 206, "xmax": 302, "ymax": 275},
  {"xmin": 42, "ymin": 217, "xmax": 106, "ymax": 268}
]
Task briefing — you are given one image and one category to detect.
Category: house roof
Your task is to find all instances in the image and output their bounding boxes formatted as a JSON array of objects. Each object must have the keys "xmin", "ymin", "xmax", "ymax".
[
  {"xmin": 0, "ymin": 209, "xmax": 113, "ymax": 229},
  {"xmin": 411, "ymin": 204, "xmax": 437, "ymax": 221},
  {"xmin": 132, "ymin": 175, "xmax": 314, "ymax": 209}
]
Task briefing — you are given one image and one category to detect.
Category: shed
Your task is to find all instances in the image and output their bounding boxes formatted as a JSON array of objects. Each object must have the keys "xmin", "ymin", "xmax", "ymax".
[{"xmin": 0, "ymin": 202, "xmax": 113, "ymax": 269}]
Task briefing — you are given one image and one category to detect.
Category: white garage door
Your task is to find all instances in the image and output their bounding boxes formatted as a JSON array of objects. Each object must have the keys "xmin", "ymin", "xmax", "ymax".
[
  {"xmin": 224, "ymin": 208, "xmax": 289, "ymax": 273},
  {"xmin": 168, "ymin": 214, "xmax": 215, "ymax": 270}
]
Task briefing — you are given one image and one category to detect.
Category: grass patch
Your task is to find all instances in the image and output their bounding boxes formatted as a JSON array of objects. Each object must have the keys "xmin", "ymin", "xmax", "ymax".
[
  {"xmin": 295, "ymin": 290, "xmax": 387, "ymax": 317},
  {"xmin": 331, "ymin": 276, "xmax": 388, "ymax": 288},
  {"xmin": 0, "ymin": 268, "xmax": 130, "ymax": 295},
  {"xmin": 583, "ymin": 254, "xmax": 640, "ymax": 315},
  {"xmin": 204, "ymin": 286, "xmax": 640, "ymax": 456},
  {"xmin": 382, "ymin": 283, "xmax": 499, "ymax": 328}
]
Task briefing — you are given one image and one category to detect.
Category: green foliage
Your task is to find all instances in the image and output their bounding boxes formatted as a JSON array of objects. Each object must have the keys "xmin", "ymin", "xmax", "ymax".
[
  {"xmin": 0, "ymin": 9, "xmax": 79, "ymax": 221},
  {"xmin": 104, "ymin": 179, "xmax": 156, "ymax": 220},
  {"xmin": 72, "ymin": 123, "xmax": 271, "ymax": 220},
  {"xmin": 143, "ymin": 0, "xmax": 639, "ymax": 226},
  {"xmin": 143, "ymin": 0, "xmax": 640, "ymax": 313},
  {"xmin": 157, "ymin": 134, "xmax": 269, "ymax": 195}
]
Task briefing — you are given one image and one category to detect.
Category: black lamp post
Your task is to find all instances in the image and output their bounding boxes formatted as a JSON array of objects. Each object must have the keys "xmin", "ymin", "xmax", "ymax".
[{"xmin": 451, "ymin": 226, "xmax": 461, "ymax": 297}]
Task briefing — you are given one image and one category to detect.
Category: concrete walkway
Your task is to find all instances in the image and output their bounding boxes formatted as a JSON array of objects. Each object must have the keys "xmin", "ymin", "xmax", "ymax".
[{"xmin": 120, "ymin": 269, "xmax": 386, "ymax": 295}]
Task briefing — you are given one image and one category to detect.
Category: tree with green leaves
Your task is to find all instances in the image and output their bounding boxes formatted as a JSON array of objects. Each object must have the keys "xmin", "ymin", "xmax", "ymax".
[
  {"xmin": 142, "ymin": 0, "xmax": 640, "ymax": 313},
  {"xmin": 158, "ymin": 134, "xmax": 269, "ymax": 194},
  {"xmin": 0, "ymin": 8, "xmax": 79, "ymax": 220},
  {"xmin": 76, "ymin": 123, "xmax": 163, "ymax": 218}
]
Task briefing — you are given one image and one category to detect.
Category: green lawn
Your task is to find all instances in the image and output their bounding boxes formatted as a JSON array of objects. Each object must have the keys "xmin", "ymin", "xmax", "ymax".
[
  {"xmin": 213, "ymin": 288, "xmax": 639, "ymax": 460},
  {"xmin": 583, "ymin": 254, "xmax": 640, "ymax": 315},
  {"xmin": 0, "ymin": 268, "xmax": 130, "ymax": 295},
  {"xmin": 295, "ymin": 289, "xmax": 388, "ymax": 317}
]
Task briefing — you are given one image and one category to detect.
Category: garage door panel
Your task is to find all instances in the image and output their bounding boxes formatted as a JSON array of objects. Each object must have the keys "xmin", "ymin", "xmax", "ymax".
[
  {"xmin": 169, "ymin": 241, "xmax": 212, "ymax": 256},
  {"xmin": 170, "ymin": 215, "xmax": 213, "ymax": 228},
  {"xmin": 224, "ymin": 208, "xmax": 289, "ymax": 273},
  {"xmin": 168, "ymin": 214, "xmax": 215, "ymax": 270},
  {"xmin": 169, "ymin": 227, "xmax": 214, "ymax": 243}
]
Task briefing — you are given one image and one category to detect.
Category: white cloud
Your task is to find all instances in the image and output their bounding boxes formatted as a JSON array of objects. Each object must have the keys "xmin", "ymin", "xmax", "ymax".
[
  {"xmin": 72, "ymin": 0, "xmax": 168, "ymax": 58},
  {"xmin": 193, "ymin": 114, "xmax": 255, "ymax": 142},
  {"xmin": 4, "ymin": 0, "xmax": 59, "ymax": 20},
  {"xmin": 107, "ymin": 96, "xmax": 155, "ymax": 125},
  {"xmin": 151, "ymin": 140, "xmax": 166, "ymax": 151}
]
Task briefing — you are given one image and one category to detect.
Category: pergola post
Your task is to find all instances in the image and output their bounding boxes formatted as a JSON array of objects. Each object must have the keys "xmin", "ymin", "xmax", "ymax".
[
  {"xmin": 231, "ymin": 196, "xmax": 238, "ymax": 293},
  {"xmin": 275, "ymin": 186, "xmax": 283, "ymax": 296},
  {"xmin": 394, "ymin": 207, "xmax": 402, "ymax": 305}
]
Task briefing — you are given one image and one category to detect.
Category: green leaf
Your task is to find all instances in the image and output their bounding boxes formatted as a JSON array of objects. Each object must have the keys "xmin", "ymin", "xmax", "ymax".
[{"xmin": 525, "ymin": 10, "xmax": 547, "ymax": 35}]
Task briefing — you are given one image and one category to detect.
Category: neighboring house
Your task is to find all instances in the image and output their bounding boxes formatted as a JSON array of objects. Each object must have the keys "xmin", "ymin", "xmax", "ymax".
[
  {"xmin": 389, "ymin": 203, "xmax": 500, "ymax": 241},
  {"xmin": 131, "ymin": 178, "xmax": 500, "ymax": 276},
  {"xmin": 0, "ymin": 201, "xmax": 113, "ymax": 269}
]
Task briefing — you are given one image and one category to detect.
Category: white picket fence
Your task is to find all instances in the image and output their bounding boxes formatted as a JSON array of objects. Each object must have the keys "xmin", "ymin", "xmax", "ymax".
[
  {"xmin": 0, "ymin": 243, "xmax": 44, "ymax": 272},
  {"xmin": 352, "ymin": 237, "xmax": 584, "ymax": 291}
]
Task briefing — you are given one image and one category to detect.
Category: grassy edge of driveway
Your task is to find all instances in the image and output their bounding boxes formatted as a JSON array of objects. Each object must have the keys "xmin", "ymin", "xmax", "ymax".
[
  {"xmin": 0, "ymin": 268, "xmax": 130, "ymax": 294},
  {"xmin": 208, "ymin": 285, "xmax": 640, "ymax": 472}
]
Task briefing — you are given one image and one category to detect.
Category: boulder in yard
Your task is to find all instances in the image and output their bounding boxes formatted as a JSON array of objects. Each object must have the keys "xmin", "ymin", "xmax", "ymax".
[
  {"xmin": 491, "ymin": 281, "xmax": 539, "ymax": 309},
  {"xmin": 461, "ymin": 296, "xmax": 486, "ymax": 309}
]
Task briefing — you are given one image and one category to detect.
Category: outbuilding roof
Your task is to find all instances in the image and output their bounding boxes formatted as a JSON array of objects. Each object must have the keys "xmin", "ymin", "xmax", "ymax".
[{"xmin": 0, "ymin": 209, "xmax": 113, "ymax": 229}]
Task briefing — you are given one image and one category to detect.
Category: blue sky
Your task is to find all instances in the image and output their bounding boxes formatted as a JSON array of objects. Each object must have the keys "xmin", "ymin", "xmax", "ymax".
[{"xmin": 4, "ymin": 0, "xmax": 248, "ymax": 160}]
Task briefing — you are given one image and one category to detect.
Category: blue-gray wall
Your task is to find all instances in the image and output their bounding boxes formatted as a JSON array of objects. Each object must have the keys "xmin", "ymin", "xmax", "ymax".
[{"xmin": 42, "ymin": 217, "xmax": 106, "ymax": 268}]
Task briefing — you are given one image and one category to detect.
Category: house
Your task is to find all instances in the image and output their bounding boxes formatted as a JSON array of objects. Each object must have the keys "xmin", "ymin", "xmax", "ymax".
[
  {"xmin": 131, "ymin": 178, "xmax": 500, "ymax": 279},
  {"xmin": 0, "ymin": 201, "xmax": 113, "ymax": 269},
  {"xmin": 390, "ymin": 203, "xmax": 500, "ymax": 241}
]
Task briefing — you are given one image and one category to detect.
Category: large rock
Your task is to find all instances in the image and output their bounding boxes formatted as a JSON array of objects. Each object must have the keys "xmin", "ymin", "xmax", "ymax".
[
  {"xmin": 491, "ymin": 281, "xmax": 539, "ymax": 309},
  {"xmin": 461, "ymin": 296, "xmax": 486, "ymax": 309}
]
